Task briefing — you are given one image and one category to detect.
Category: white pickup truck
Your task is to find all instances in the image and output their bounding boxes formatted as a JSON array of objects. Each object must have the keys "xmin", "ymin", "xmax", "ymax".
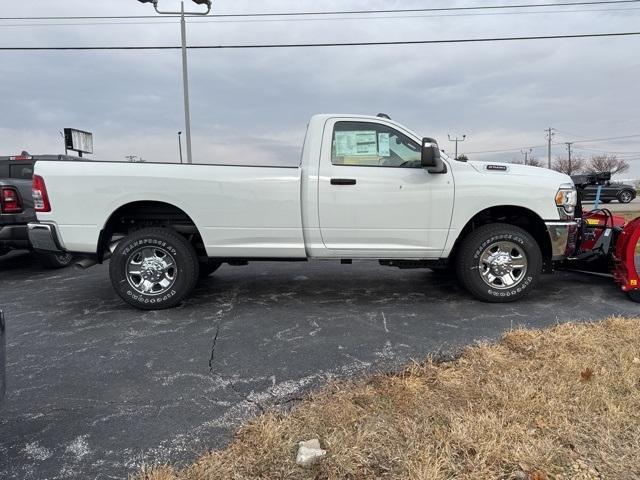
[{"xmin": 28, "ymin": 114, "xmax": 578, "ymax": 310}]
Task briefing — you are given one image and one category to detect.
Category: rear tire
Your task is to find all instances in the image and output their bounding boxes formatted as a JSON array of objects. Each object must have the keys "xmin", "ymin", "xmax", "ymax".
[
  {"xmin": 455, "ymin": 223, "xmax": 542, "ymax": 303},
  {"xmin": 109, "ymin": 227, "xmax": 199, "ymax": 310},
  {"xmin": 36, "ymin": 252, "xmax": 74, "ymax": 269}
]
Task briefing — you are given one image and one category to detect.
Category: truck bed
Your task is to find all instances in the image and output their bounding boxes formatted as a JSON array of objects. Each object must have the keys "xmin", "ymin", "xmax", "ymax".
[{"xmin": 36, "ymin": 161, "xmax": 307, "ymax": 258}]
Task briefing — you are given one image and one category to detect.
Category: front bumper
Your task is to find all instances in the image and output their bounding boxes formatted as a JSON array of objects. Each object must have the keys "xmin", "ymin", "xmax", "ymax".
[
  {"xmin": 545, "ymin": 220, "xmax": 579, "ymax": 261},
  {"xmin": 27, "ymin": 223, "xmax": 64, "ymax": 253}
]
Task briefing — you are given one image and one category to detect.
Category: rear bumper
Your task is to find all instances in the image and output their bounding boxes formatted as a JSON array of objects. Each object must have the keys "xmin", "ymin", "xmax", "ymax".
[
  {"xmin": 27, "ymin": 222, "xmax": 64, "ymax": 253},
  {"xmin": 545, "ymin": 220, "xmax": 579, "ymax": 261},
  {"xmin": 0, "ymin": 224, "xmax": 29, "ymax": 250}
]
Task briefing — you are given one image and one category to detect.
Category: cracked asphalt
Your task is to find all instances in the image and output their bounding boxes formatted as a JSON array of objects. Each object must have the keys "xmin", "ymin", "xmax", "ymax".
[{"xmin": 1, "ymin": 250, "xmax": 639, "ymax": 479}]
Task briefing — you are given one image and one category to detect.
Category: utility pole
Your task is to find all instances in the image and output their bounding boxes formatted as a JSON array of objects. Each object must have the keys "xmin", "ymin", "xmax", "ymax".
[
  {"xmin": 448, "ymin": 134, "xmax": 466, "ymax": 160},
  {"xmin": 565, "ymin": 142, "xmax": 574, "ymax": 174},
  {"xmin": 138, "ymin": 0, "xmax": 212, "ymax": 164},
  {"xmin": 520, "ymin": 148, "xmax": 533, "ymax": 166},
  {"xmin": 545, "ymin": 128, "xmax": 555, "ymax": 169}
]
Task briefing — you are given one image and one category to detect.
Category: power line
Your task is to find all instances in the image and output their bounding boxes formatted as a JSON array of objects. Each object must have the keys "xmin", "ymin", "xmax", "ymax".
[
  {"xmin": 1, "ymin": 31, "xmax": 639, "ymax": 51},
  {"xmin": 1, "ymin": 7, "xmax": 639, "ymax": 27},
  {"xmin": 466, "ymin": 132, "xmax": 640, "ymax": 155},
  {"xmin": 1, "ymin": 0, "xmax": 639, "ymax": 20},
  {"xmin": 573, "ymin": 146, "xmax": 640, "ymax": 155},
  {"xmin": 571, "ymin": 134, "xmax": 640, "ymax": 144}
]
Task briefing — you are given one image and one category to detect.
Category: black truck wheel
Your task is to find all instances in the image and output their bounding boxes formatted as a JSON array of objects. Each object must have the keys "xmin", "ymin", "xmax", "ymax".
[
  {"xmin": 109, "ymin": 227, "xmax": 199, "ymax": 310},
  {"xmin": 455, "ymin": 223, "xmax": 542, "ymax": 303},
  {"xmin": 36, "ymin": 252, "xmax": 74, "ymax": 269}
]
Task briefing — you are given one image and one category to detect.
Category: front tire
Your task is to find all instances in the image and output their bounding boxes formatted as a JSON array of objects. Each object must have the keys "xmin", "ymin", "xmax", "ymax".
[
  {"xmin": 618, "ymin": 190, "xmax": 634, "ymax": 204},
  {"xmin": 455, "ymin": 223, "xmax": 542, "ymax": 303},
  {"xmin": 109, "ymin": 227, "xmax": 199, "ymax": 310}
]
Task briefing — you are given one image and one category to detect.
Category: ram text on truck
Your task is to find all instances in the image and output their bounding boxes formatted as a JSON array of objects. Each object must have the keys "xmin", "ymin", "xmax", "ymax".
[{"xmin": 27, "ymin": 114, "xmax": 578, "ymax": 310}]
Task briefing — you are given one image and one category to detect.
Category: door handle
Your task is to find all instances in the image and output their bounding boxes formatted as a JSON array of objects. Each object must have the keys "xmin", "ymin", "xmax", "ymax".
[{"xmin": 330, "ymin": 178, "xmax": 357, "ymax": 186}]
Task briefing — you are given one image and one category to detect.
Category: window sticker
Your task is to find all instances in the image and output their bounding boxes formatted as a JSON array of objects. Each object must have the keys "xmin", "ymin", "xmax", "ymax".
[
  {"xmin": 335, "ymin": 131, "xmax": 378, "ymax": 156},
  {"xmin": 378, "ymin": 133, "xmax": 390, "ymax": 157}
]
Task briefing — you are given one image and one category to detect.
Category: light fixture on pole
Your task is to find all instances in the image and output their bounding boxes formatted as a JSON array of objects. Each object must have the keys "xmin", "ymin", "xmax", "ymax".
[
  {"xmin": 137, "ymin": 0, "xmax": 213, "ymax": 165},
  {"xmin": 447, "ymin": 134, "xmax": 466, "ymax": 160}
]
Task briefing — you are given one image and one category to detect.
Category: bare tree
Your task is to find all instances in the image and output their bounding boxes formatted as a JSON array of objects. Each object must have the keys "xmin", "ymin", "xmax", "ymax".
[
  {"xmin": 585, "ymin": 155, "xmax": 630, "ymax": 176},
  {"xmin": 552, "ymin": 156, "xmax": 585, "ymax": 176}
]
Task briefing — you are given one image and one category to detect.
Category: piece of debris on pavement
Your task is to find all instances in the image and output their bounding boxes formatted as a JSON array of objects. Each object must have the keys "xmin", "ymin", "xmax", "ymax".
[{"xmin": 296, "ymin": 438, "xmax": 327, "ymax": 467}]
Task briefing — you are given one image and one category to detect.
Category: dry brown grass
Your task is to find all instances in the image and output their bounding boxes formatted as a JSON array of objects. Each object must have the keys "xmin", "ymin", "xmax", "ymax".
[{"xmin": 135, "ymin": 318, "xmax": 640, "ymax": 480}]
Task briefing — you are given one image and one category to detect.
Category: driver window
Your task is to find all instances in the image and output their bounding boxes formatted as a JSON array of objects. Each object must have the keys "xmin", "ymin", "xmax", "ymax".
[{"xmin": 331, "ymin": 121, "xmax": 422, "ymax": 168}]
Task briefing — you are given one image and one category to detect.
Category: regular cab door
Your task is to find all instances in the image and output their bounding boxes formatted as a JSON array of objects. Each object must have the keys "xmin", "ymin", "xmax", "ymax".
[{"xmin": 318, "ymin": 119, "xmax": 454, "ymax": 258}]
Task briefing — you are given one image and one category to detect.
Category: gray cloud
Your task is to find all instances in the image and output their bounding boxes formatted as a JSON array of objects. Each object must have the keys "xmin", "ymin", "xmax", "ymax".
[{"xmin": 0, "ymin": 0, "xmax": 638, "ymax": 175}]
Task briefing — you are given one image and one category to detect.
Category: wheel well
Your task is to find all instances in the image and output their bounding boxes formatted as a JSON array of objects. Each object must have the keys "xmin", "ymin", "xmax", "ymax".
[
  {"xmin": 97, "ymin": 201, "xmax": 205, "ymax": 261},
  {"xmin": 449, "ymin": 206, "xmax": 553, "ymax": 268}
]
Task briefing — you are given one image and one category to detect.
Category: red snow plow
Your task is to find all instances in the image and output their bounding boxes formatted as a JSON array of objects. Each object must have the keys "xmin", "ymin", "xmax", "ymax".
[{"xmin": 568, "ymin": 172, "xmax": 640, "ymax": 303}]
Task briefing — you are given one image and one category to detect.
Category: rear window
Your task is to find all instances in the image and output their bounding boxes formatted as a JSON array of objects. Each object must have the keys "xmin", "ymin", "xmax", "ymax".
[
  {"xmin": 0, "ymin": 164, "xmax": 8, "ymax": 178},
  {"xmin": 9, "ymin": 163, "xmax": 34, "ymax": 179}
]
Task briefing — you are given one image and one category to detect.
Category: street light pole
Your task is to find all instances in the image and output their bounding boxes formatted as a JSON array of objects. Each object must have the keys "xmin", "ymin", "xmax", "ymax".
[
  {"xmin": 137, "ymin": 0, "xmax": 212, "ymax": 164},
  {"xmin": 179, "ymin": 2, "xmax": 193, "ymax": 164},
  {"xmin": 448, "ymin": 134, "xmax": 466, "ymax": 160}
]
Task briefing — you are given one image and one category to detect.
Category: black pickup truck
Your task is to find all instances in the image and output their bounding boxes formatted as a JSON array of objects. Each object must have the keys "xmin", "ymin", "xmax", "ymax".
[{"xmin": 0, "ymin": 153, "xmax": 75, "ymax": 268}]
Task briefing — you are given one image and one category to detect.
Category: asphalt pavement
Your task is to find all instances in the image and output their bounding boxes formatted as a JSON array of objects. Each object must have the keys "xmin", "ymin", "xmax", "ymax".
[{"xmin": 1, "ymin": 250, "xmax": 639, "ymax": 479}]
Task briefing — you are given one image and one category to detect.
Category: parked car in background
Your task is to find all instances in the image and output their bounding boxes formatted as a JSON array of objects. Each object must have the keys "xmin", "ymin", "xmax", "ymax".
[
  {"xmin": 0, "ymin": 152, "xmax": 75, "ymax": 267},
  {"xmin": 572, "ymin": 173, "xmax": 637, "ymax": 204}
]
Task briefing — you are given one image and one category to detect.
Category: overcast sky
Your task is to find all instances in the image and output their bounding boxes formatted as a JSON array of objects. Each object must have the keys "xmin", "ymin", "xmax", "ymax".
[{"xmin": 0, "ymin": 0, "xmax": 639, "ymax": 176}]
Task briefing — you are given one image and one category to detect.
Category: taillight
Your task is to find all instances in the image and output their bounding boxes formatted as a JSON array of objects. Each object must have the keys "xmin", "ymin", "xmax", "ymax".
[
  {"xmin": 0, "ymin": 187, "xmax": 23, "ymax": 213},
  {"xmin": 9, "ymin": 154, "xmax": 32, "ymax": 161},
  {"xmin": 32, "ymin": 175, "xmax": 51, "ymax": 213}
]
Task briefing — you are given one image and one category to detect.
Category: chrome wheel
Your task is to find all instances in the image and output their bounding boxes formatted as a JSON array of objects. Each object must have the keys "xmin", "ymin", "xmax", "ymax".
[
  {"xmin": 478, "ymin": 241, "xmax": 528, "ymax": 290},
  {"xmin": 126, "ymin": 246, "xmax": 177, "ymax": 296}
]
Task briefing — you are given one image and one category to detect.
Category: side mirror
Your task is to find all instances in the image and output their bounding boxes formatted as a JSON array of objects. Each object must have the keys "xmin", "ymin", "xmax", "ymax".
[{"xmin": 421, "ymin": 138, "xmax": 447, "ymax": 174}]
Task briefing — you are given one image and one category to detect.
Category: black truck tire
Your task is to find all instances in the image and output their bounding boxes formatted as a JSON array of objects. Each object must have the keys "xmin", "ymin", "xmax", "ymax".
[
  {"xmin": 36, "ymin": 252, "xmax": 74, "ymax": 269},
  {"xmin": 109, "ymin": 227, "xmax": 199, "ymax": 310},
  {"xmin": 455, "ymin": 223, "xmax": 542, "ymax": 303}
]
